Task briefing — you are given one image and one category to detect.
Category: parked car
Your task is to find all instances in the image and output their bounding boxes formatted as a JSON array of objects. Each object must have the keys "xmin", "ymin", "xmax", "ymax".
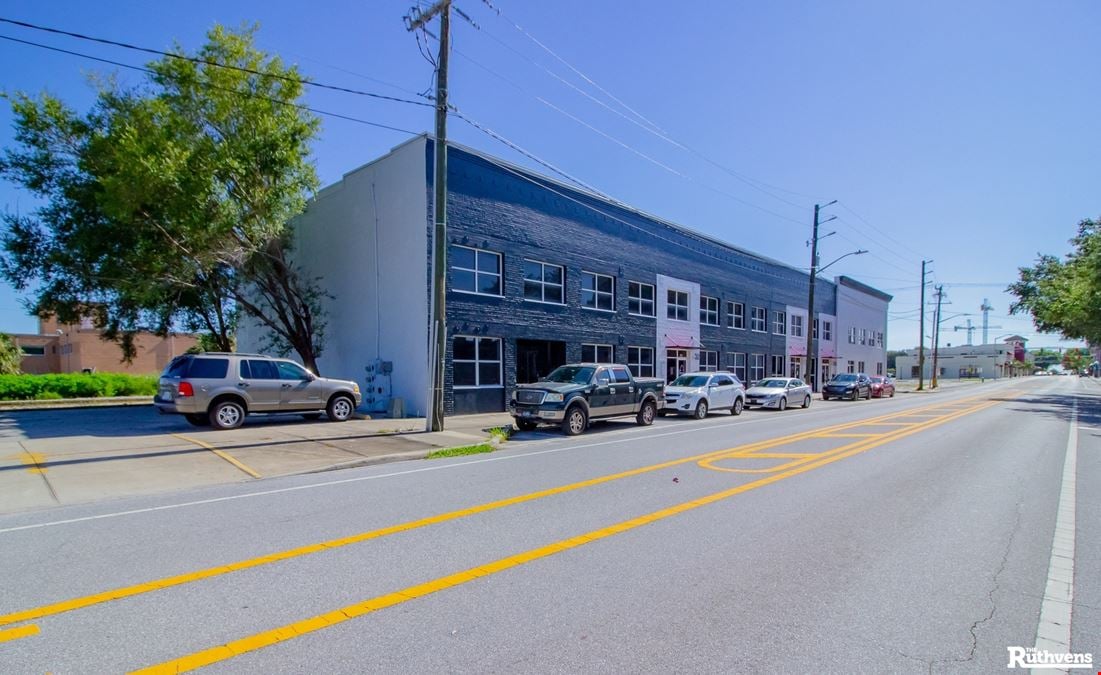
[
  {"xmin": 821, "ymin": 373, "xmax": 872, "ymax": 401},
  {"xmin": 662, "ymin": 371, "xmax": 745, "ymax": 418},
  {"xmin": 155, "ymin": 353, "xmax": 362, "ymax": 430},
  {"xmin": 744, "ymin": 377, "xmax": 812, "ymax": 411},
  {"xmin": 869, "ymin": 375, "xmax": 895, "ymax": 398},
  {"xmin": 509, "ymin": 363, "xmax": 665, "ymax": 435}
]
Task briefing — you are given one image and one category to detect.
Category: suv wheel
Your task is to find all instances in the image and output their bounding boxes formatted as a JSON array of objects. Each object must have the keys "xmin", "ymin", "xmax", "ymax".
[
  {"xmin": 731, "ymin": 398, "xmax": 744, "ymax": 416},
  {"xmin": 327, "ymin": 394, "xmax": 355, "ymax": 422},
  {"xmin": 693, "ymin": 399, "xmax": 709, "ymax": 420},
  {"xmin": 209, "ymin": 400, "xmax": 246, "ymax": 430}
]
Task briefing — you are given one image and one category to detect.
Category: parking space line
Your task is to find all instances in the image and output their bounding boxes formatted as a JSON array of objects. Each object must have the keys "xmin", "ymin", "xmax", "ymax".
[
  {"xmin": 173, "ymin": 434, "xmax": 261, "ymax": 479},
  {"xmin": 136, "ymin": 393, "xmax": 1008, "ymax": 674},
  {"xmin": 0, "ymin": 623, "xmax": 39, "ymax": 643}
]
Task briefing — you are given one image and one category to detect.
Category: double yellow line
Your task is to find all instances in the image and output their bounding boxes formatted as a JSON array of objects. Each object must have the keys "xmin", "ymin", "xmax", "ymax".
[{"xmin": 0, "ymin": 392, "xmax": 1007, "ymax": 671}]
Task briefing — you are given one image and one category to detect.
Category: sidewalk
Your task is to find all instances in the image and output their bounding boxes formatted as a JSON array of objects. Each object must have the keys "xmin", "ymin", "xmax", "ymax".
[{"xmin": 894, "ymin": 378, "xmax": 986, "ymax": 394}]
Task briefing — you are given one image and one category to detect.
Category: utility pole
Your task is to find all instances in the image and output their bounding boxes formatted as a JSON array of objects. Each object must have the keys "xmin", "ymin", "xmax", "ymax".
[
  {"xmin": 931, "ymin": 285, "xmax": 944, "ymax": 389},
  {"xmin": 805, "ymin": 200, "xmax": 836, "ymax": 391},
  {"xmin": 917, "ymin": 260, "xmax": 931, "ymax": 390},
  {"xmin": 406, "ymin": 0, "xmax": 450, "ymax": 431}
]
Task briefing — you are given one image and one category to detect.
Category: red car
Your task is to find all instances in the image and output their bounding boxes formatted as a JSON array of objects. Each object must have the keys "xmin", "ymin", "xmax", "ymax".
[{"xmin": 870, "ymin": 376, "xmax": 895, "ymax": 398}]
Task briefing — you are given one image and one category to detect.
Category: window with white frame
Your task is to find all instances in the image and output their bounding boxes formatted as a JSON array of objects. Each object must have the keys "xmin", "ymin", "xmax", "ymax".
[
  {"xmin": 700, "ymin": 296, "xmax": 719, "ymax": 326},
  {"xmin": 847, "ymin": 360, "xmax": 856, "ymax": 373},
  {"xmin": 858, "ymin": 360, "xmax": 866, "ymax": 373},
  {"xmin": 773, "ymin": 311, "xmax": 786, "ymax": 335},
  {"xmin": 453, "ymin": 336, "xmax": 502, "ymax": 387},
  {"xmin": 791, "ymin": 315, "xmax": 804, "ymax": 338},
  {"xmin": 848, "ymin": 327, "xmax": 857, "ymax": 344},
  {"xmin": 770, "ymin": 355, "xmax": 785, "ymax": 376},
  {"xmin": 813, "ymin": 318, "xmax": 818, "ymax": 340},
  {"xmin": 750, "ymin": 306, "xmax": 767, "ymax": 332},
  {"xmin": 628, "ymin": 281, "xmax": 655, "ymax": 317},
  {"xmin": 522, "ymin": 260, "xmax": 564, "ymax": 304},
  {"xmin": 823, "ymin": 321, "xmax": 833, "ymax": 341},
  {"xmin": 876, "ymin": 331, "xmax": 884, "ymax": 347},
  {"xmin": 581, "ymin": 272, "xmax": 615, "ymax": 312},
  {"xmin": 627, "ymin": 346, "xmax": 655, "ymax": 377},
  {"xmin": 750, "ymin": 354, "xmax": 765, "ymax": 382},
  {"xmin": 700, "ymin": 350, "xmax": 718, "ymax": 371},
  {"xmin": 789, "ymin": 357, "xmax": 802, "ymax": 379},
  {"xmin": 730, "ymin": 352, "xmax": 746, "ymax": 382},
  {"xmin": 860, "ymin": 328, "xmax": 867, "ymax": 345},
  {"xmin": 667, "ymin": 289, "xmax": 689, "ymax": 321},
  {"xmin": 727, "ymin": 301, "xmax": 745, "ymax": 329},
  {"xmin": 582, "ymin": 343, "xmax": 613, "ymax": 363},
  {"xmin": 876, "ymin": 362, "xmax": 883, "ymax": 375},
  {"xmin": 451, "ymin": 245, "xmax": 502, "ymax": 296}
]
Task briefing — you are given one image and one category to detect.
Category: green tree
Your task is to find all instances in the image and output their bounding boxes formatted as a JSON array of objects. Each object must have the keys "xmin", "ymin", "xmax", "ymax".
[
  {"xmin": 1063, "ymin": 348, "xmax": 1091, "ymax": 373},
  {"xmin": 1009, "ymin": 218, "xmax": 1101, "ymax": 346},
  {"xmin": 0, "ymin": 334, "xmax": 22, "ymax": 375},
  {"xmin": 0, "ymin": 25, "xmax": 329, "ymax": 371}
]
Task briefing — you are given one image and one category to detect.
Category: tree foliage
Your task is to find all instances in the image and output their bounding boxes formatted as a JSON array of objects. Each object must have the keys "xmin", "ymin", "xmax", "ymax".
[
  {"xmin": 0, "ymin": 333, "xmax": 22, "ymax": 375},
  {"xmin": 1009, "ymin": 218, "xmax": 1101, "ymax": 346},
  {"xmin": 0, "ymin": 25, "xmax": 330, "ymax": 371}
]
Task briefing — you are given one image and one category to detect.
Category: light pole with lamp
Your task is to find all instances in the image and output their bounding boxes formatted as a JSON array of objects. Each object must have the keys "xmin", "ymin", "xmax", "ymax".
[{"xmin": 805, "ymin": 238, "xmax": 867, "ymax": 390}]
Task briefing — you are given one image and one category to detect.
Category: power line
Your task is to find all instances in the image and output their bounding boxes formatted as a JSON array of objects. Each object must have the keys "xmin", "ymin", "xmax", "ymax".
[
  {"xmin": 0, "ymin": 16, "xmax": 434, "ymax": 108},
  {"xmin": 0, "ymin": 34, "xmax": 421, "ymax": 136}
]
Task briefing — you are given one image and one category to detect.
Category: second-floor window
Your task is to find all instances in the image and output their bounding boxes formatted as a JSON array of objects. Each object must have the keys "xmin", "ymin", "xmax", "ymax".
[
  {"xmin": 791, "ymin": 315, "xmax": 804, "ymax": 338},
  {"xmin": 773, "ymin": 311, "xmax": 786, "ymax": 335},
  {"xmin": 451, "ymin": 245, "xmax": 501, "ymax": 296},
  {"xmin": 700, "ymin": 296, "xmax": 719, "ymax": 326},
  {"xmin": 848, "ymin": 327, "xmax": 857, "ymax": 344},
  {"xmin": 823, "ymin": 321, "xmax": 833, "ymax": 341},
  {"xmin": 628, "ymin": 282, "xmax": 655, "ymax": 317},
  {"xmin": 728, "ymin": 301, "xmax": 745, "ymax": 329},
  {"xmin": 667, "ymin": 290, "xmax": 689, "ymax": 321},
  {"xmin": 750, "ymin": 306, "xmax": 766, "ymax": 332},
  {"xmin": 522, "ymin": 260, "xmax": 564, "ymax": 304},
  {"xmin": 582, "ymin": 271, "xmax": 615, "ymax": 312}
]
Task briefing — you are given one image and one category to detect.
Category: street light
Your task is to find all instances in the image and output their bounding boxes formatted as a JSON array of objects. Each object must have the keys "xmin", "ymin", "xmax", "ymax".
[{"xmin": 817, "ymin": 249, "xmax": 868, "ymax": 275}]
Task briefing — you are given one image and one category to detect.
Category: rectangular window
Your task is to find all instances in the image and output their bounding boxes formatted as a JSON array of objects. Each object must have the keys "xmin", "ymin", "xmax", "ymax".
[
  {"xmin": 823, "ymin": 321, "xmax": 833, "ymax": 341},
  {"xmin": 581, "ymin": 343, "xmax": 613, "ymax": 363},
  {"xmin": 813, "ymin": 318, "xmax": 819, "ymax": 340},
  {"xmin": 581, "ymin": 271, "xmax": 615, "ymax": 312},
  {"xmin": 876, "ymin": 331, "xmax": 884, "ymax": 347},
  {"xmin": 627, "ymin": 346, "xmax": 655, "ymax": 377},
  {"xmin": 700, "ymin": 296, "xmax": 719, "ymax": 326},
  {"xmin": 877, "ymin": 362, "xmax": 884, "ymax": 375},
  {"xmin": 727, "ymin": 301, "xmax": 745, "ymax": 329},
  {"xmin": 750, "ymin": 306, "xmax": 767, "ymax": 332},
  {"xmin": 667, "ymin": 289, "xmax": 689, "ymax": 321},
  {"xmin": 19, "ymin": 345, "xmax": 45, "ymax": 356},
  {"xmin": 700, "ymin": 350, "xmax": 718, "ymax": 371},
  {"xmin": 522, "ymin": 260, "xmax": 564, "ymax": 304},
  {"xmin": 730, "ymin": 352, "xmax": 746, "ymax": 382},
  {"xmin": 451, "ymin": 245, "xmax": 502, "ymax": 296},
  {"xmin": 789, "ymin": 357, "xmax": 802, "ymax": 379},
  {"xmin": 791, "ymin": 315, "xmax": 804, "ymax": 338},
  {"xmin": 628, "ymin": 281, "xmax": 655, "ymax": 317},
  {"xmin": 858, "ymin": 360, "xmax": 866, "ymax": 373},
  {"xmin": 773, "ymin": 311, "xmax": 786, "ymax": 335},
  {"xmin": 750, "ymin": 354, "xmax": 765, "ymax": 382},
  {"xmin": 453, "ymin": 336, "xmax": 502, "ymax": 387},
  {"xmin": 848, "ymin": 327, "xmax": 857, "ymax": 344},
  {"xmin": 770, "ymin": 355, "xmax": 785, "ymax": 376},
  {"xmin": 847, "ymin": 360, "xmax": 856, "ymax": 374},
  {"xmin": 860, "ymin": 328, "xmax": 867, "ymax": 346}
]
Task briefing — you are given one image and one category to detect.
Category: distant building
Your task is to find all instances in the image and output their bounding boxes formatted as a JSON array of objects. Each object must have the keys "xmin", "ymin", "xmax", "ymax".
[
  {"xmin": 9, "ymin": 316, "xmax": 198, "ymax": 374},
  {"xmin": 895, "ymin": 336, "xmax": 1027, "ymax": 380}
]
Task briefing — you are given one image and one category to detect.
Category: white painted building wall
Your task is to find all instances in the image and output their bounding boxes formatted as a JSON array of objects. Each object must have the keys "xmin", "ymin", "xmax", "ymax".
[
  {"xmin": 238, "ymin": 137, "xmax": 430, "ymax": 415},
  {"xmin": 835, "ymin": 278, "xmax": 890, "ymax": 376},
  {"xmin": 655, "ymin": 274, "xmax": 701, "ymax": 381}
]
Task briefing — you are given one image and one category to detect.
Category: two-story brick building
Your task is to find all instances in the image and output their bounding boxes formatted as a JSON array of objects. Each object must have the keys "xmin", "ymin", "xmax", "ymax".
[
  {"xmin": 11, "ymin": 316, "xmax": 198, "ymax": 374},
  {"xmin": 239, "ymin": 136, "xmax": 890, "ymax": 415}
]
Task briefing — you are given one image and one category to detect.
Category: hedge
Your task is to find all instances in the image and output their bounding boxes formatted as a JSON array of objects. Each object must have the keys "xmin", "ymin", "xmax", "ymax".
[{"xmin": 0, "ymin": 373, "xmax": 158, "ymax": 400}]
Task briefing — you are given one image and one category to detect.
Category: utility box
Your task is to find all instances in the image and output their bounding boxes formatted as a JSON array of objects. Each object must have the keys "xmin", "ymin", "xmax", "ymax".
[
  {"xmin": 363, "ymin": 359, "xmax": 394, "ymax": 414},
  {"xmin": 386, "ymin": 397, "xmax": 404, "ymax": 418}
]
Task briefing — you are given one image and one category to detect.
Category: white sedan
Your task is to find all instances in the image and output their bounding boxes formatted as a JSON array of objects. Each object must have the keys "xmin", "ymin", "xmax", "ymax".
[
  {"xmin": 661, "ymin": 372, "xmax": 745, "ymax": 418},
  {"xmin": 744, "ymin": 377, "xmax": 813, "ymax": 411}
]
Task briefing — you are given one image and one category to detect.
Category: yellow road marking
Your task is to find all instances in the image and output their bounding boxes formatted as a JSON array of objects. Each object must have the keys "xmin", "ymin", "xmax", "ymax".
[
  {"xmin": 173, "ymin": 434, "xmax": 261, "ymax": 479},
  {"xmin": 16, "ymin": 451, "xmax": 47, "ymax": 475},
  {"xmin": 0, "ymin": 393, "xmax": 1001, "ymax": 631},
  {"xmin": 136, "ymin": 396, "xmax": 1004, "ymax": 674},
  {"xmin": 0, "ymin": 623, "xmax": 39, "ymax": 643},
  {"xmin": 817, "ymin": 433, "xmax": 882, "ymax": 438}
]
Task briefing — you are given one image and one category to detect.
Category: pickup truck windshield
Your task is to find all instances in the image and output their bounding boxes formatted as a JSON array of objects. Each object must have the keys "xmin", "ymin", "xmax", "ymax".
[
  {"xmin": 544, "ymin": 365, "xmax": 596, "ymax": 384},
  {"xmin": 671, "ymin": 375, "xmax": 710, "ymax": 387}
]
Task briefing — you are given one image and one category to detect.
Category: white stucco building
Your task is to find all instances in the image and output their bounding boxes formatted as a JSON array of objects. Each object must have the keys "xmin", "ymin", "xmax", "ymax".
[{"xmin": 835, "ymin": 276, "xmax": 892, "ymax": 377}]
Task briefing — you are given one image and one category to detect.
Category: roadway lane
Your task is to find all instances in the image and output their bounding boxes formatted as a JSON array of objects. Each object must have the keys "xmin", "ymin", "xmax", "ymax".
[{"xmin": 0, "ymin": 377, "xmax": 1094, "ymax": 672}]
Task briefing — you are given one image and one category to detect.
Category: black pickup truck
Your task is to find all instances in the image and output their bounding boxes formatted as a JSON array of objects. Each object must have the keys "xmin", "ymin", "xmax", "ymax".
[{"xmin": 509, "ymin": 363, "xmax": 665, "ymax": 435}]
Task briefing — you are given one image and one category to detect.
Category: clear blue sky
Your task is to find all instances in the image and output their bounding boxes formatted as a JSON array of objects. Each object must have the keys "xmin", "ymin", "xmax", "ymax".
[{"xmin": 1, "ymin": 0, "xmax": 1097, "ymax": 351}]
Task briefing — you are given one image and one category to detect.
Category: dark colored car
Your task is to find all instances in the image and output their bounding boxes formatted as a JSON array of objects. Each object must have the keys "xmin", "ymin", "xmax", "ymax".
[
  {"xmin": 870, "ymin": 375, "xmax": 895, "ymax": 398},
  {"xmin": 821, "ymin": 373, "xmax": 872, "ymax": 401}
]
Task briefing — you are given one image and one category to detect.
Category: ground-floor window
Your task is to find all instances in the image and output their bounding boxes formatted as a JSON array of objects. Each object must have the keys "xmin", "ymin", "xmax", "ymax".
[
  {"xmin": 628, "ymin": 346, "xmax": 655, "ymax": 378},
  {"xmin": 699, "ymin": 350, "xmax": 718, "ymax": 372},
  {"xmin": 789, "ymin": 357, "xmax": 802, "ymax": 380},
  {"xmin": 729, "ymin": 352, "xmax": 746, "ymax": 383},
  {"xmin": 769, "ymin": 355, "xmax": 785, "ymax": 376},
  {"xmin": 858, "ymin": 360, "xmax": 866, "ymax": 373},
  {"xmin": 750, "ymin": 354, "xmax": 765, "ymax": 382},
  {"xmin": 877, "ymin": 362, "xmax": 883, "ymax": 375},
  {"xmin": 582, "ymin": 343, "xmax": 613, "ymax": 363},
  {"xmin": 453, "ymin": 336, "xmax": 502, "ymax": 387},
  {"xmin": 847, "ymin": 360, "xmax": 856, "ymax": 374}
]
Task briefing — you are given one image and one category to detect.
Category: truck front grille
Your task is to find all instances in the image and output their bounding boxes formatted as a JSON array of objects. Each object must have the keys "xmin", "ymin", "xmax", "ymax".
[{"xmin": 516, "ymin": 390, "xmax": 546, "ymax": 405}]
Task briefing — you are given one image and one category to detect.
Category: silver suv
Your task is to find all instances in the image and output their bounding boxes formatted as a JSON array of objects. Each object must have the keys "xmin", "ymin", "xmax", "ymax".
[{"xmin": 154, "ymin": 353, "xmax": 362, "ymax": 430}]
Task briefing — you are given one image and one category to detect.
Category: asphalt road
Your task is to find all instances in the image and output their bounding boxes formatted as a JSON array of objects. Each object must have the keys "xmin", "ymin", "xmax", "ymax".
[{"xmin": 0, "ymin": 376, "xmax": 1096, "ymax": 673}]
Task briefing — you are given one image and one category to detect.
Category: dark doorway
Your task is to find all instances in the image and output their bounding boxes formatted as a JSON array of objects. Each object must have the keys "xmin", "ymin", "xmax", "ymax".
[{"xmin": 517, "ymin": 339, "xmax": 566, "ymax": 383}]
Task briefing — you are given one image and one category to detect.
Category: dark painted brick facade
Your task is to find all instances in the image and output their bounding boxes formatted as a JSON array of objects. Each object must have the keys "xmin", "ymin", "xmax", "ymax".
[{"xmin": 427, "ymin": 143, "xmax": 837, "ymax": 414}]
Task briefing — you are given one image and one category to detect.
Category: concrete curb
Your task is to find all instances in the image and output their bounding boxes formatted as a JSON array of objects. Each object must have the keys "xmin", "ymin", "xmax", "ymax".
[{"xmin": 0, "ymin": 396, "xmax": 154, "ymax": 411}]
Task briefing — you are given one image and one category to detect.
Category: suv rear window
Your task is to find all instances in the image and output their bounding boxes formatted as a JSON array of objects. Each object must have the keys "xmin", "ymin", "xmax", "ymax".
[
  {"xmin": 186, "ymin": 358, "xmax": 229, "ymax": 379},
  {"xmin": 163, "ymin": 356, "xmax": 191, "ymax": 378}
]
